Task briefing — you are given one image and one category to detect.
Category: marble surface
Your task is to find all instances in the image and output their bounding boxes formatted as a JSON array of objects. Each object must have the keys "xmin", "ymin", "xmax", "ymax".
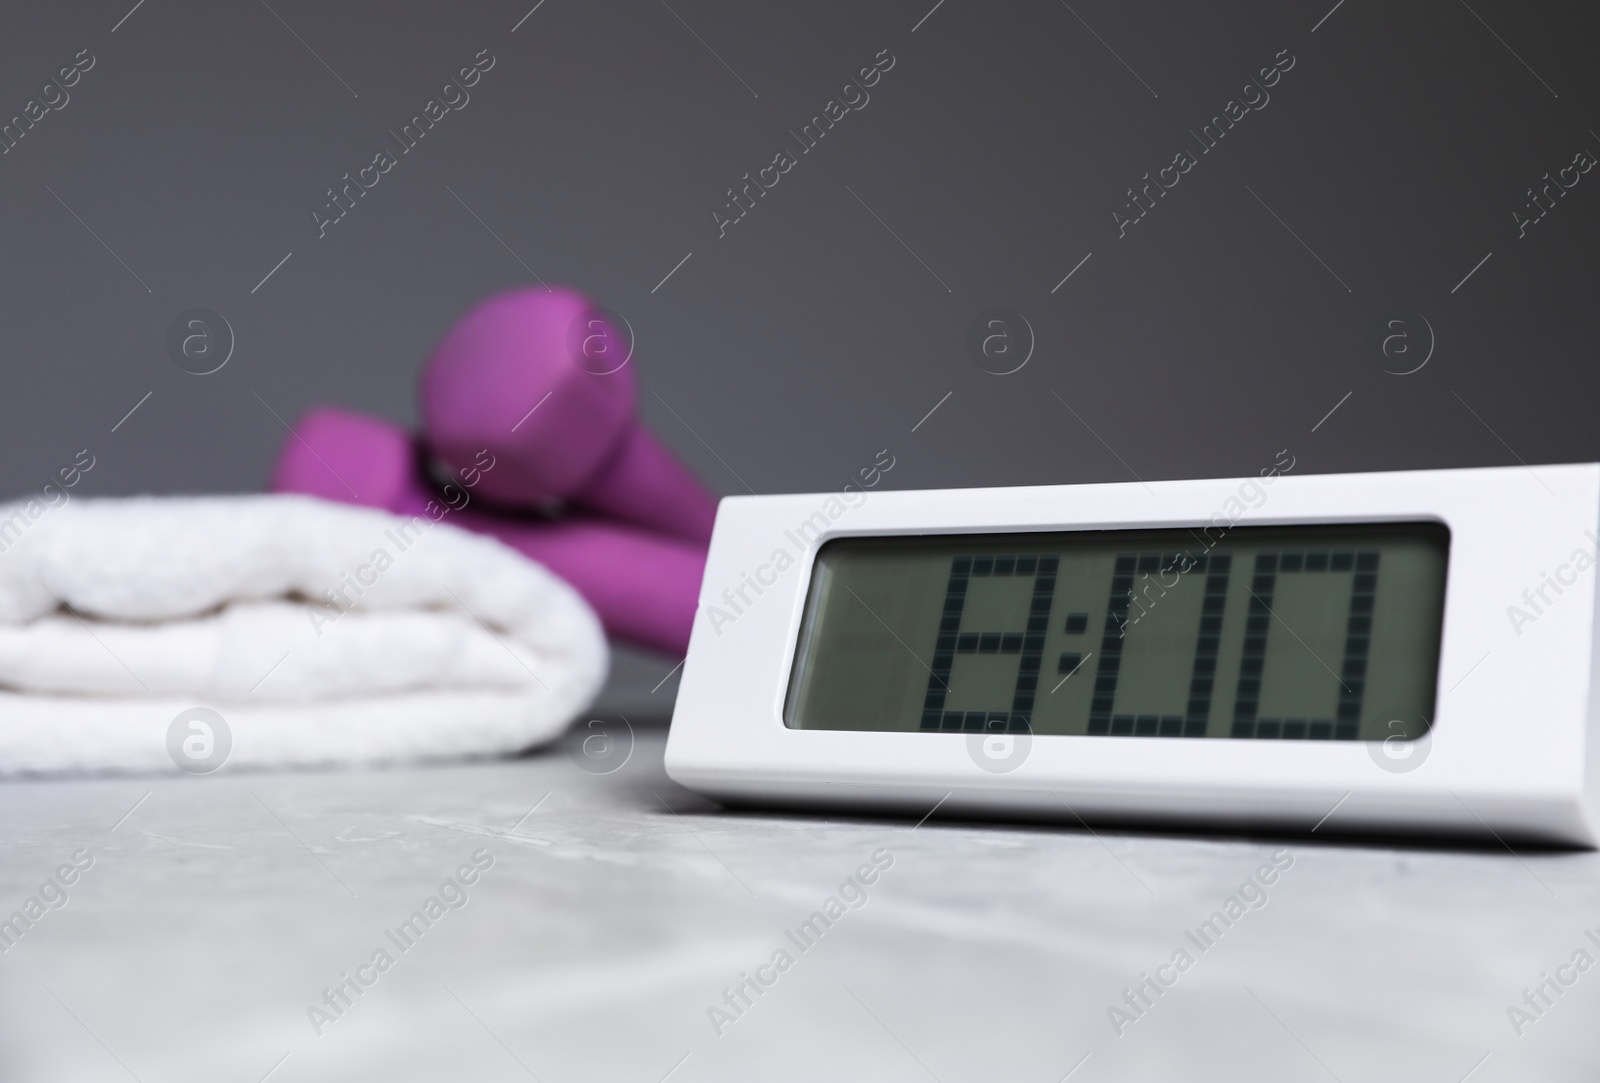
[{"xmin": 2, "ymin": 720, "xmax": 1598, "ymax": 1083}]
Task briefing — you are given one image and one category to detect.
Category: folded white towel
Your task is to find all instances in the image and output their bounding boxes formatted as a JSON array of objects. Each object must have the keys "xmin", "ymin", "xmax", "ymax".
[{"xmin": 0, "ymin": 494, "xmax": 607, "ymax": 774}]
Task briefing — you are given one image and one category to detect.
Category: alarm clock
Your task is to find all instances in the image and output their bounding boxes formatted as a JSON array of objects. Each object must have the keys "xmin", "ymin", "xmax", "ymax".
[{"xmin": 663, "ymin": 464, "xmax": 1600, "ymax": 846}]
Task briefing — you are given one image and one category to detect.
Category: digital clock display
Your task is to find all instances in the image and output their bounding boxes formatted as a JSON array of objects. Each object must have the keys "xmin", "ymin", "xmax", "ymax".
[{"xmin": 784, "ymin": 523, "xmax": 1449, "ymax": 741}]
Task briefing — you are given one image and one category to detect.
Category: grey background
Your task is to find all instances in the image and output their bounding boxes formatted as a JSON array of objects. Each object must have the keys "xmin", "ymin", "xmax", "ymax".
[{"xmin": 3, "ymin": 0, "xmax": 1596, "ymax": 509}]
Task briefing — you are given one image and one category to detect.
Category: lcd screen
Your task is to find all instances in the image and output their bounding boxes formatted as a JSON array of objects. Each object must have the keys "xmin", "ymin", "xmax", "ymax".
[{"xmin": 784, "ymin": 523, "xmax": 1449, "ymax": 740}]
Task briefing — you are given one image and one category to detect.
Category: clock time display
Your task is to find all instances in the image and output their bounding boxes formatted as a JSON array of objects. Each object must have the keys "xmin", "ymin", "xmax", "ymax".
[{"xmin": 784, "ymin": 523, "xmax": 1448, "ymax": 741}]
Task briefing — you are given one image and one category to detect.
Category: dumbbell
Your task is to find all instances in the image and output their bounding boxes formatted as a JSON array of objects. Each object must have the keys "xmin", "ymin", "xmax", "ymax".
[
  {"xmin": 269, "ymin": 406, "xmax": 705, "ymax": 657},
  {"xmin": 421, "ymin": 285, "xmax": 719, "ymax": 544}
]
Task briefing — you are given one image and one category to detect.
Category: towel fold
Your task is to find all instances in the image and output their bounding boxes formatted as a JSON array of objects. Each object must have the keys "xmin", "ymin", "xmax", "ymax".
[{"xmin": 0, "ymin": 494, "xmax": 607, "ymax": 774}]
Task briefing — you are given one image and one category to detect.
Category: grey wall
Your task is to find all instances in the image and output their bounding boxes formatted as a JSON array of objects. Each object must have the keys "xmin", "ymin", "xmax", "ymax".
[{"xmin": 1, "ymin": 0, "xmax": 1596, "ymax": 509}]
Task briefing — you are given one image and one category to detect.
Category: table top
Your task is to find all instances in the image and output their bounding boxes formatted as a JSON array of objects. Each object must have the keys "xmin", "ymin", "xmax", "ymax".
[{"xmin": 1, "ymin": 721, "xmax": 1596, "ymax": 1083}]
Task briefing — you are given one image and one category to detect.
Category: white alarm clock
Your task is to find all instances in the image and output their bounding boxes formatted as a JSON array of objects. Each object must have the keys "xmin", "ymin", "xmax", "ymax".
[{"xmin": 663, "ymin": 464, "xmax": 1600, "ymax": 846}]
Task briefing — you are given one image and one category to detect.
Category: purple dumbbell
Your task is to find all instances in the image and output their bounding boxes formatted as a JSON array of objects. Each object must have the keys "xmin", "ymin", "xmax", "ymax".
[
  {"xmin": 421, "ymin": 286, "xmax": 719, "ymax": 544},
  {"xmin": 269, "ymin": 406, "xmax": 705, "ymax": 656}
]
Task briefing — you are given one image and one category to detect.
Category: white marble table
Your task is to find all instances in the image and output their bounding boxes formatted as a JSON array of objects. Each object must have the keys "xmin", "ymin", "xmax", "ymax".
[{"xmin": 2, "ymin": 716, "xmax": 1597, "ymax": 1083}]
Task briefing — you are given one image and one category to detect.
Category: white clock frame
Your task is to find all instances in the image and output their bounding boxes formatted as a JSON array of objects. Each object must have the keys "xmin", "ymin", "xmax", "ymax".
[{"xmin": 663, "ymin": 464, "xmax": 1600, "ymax": 847}]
